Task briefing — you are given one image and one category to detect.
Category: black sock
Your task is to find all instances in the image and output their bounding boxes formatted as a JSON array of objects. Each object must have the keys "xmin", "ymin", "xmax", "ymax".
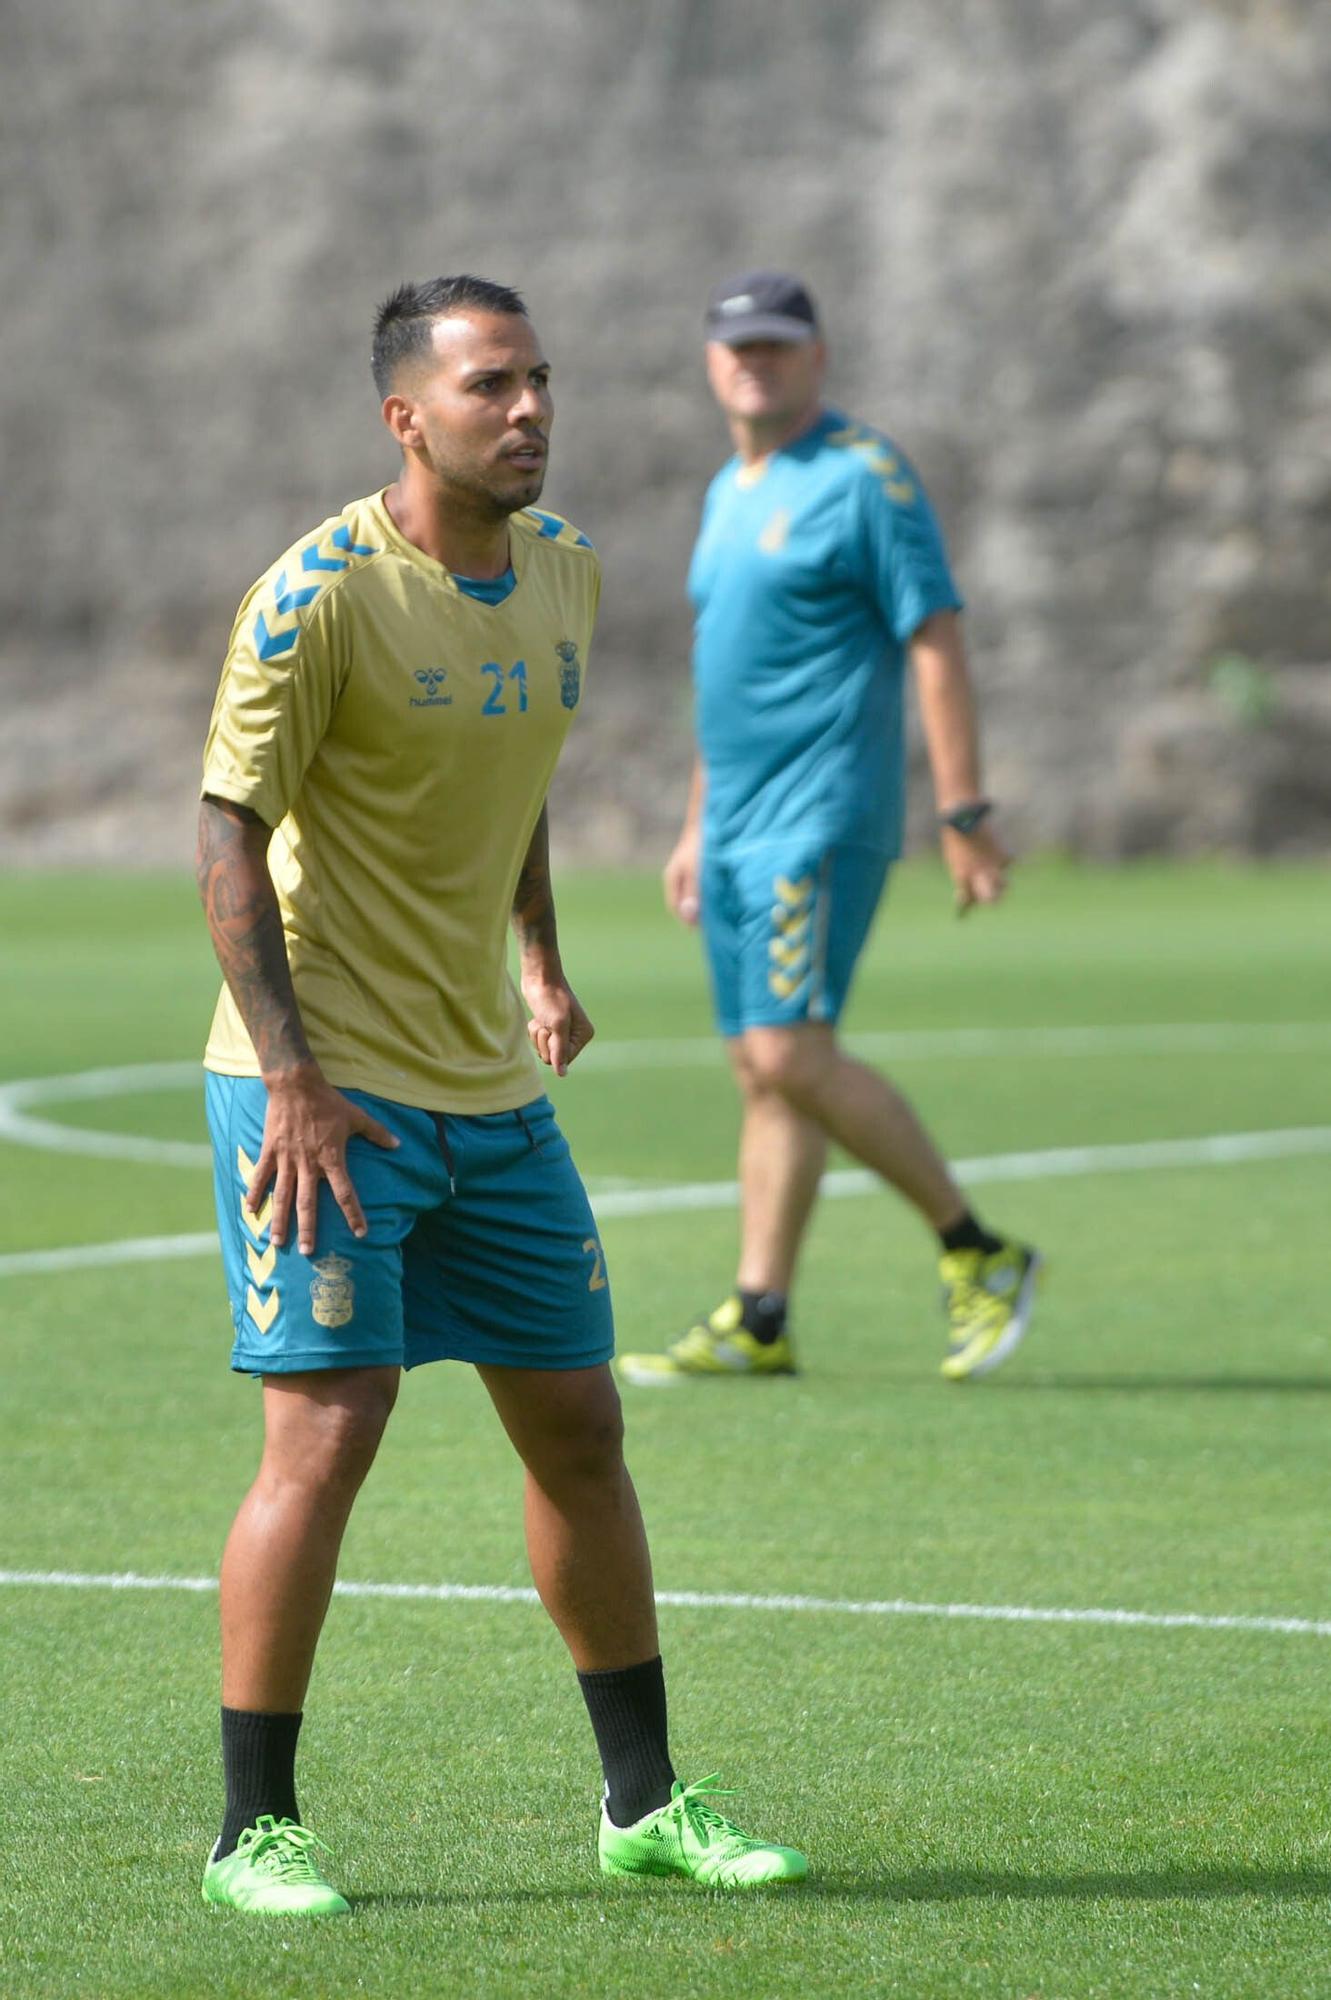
[
  {"xmin": 216, "ymin": 1707, "xmax": 303, "ymax": 1858},
  {"xmin": 576, "ymin": 1655, "xmax": 675, "ymax": 1828},
  {"xmin": 939, "ymin": 1211, "xmax": 1004, "ymax": 1256},
  {"xmin": 738, "ymin": 1288, "xmax": 787, "ymax": 1345}
]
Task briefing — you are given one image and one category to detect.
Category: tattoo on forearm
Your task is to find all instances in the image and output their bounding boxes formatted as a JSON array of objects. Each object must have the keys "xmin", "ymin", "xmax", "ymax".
[
  {"xmin": 196, "ymin": 801, "xmax": 312, "ymax": 1074},
  {"xmin": 511, "ymin": 806, "xmax": 560, "ymax": 958}
]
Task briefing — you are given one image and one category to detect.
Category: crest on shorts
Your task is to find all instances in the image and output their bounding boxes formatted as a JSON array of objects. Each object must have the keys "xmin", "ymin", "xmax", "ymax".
[
  {"xmin": 310, "ymin": 1253, "xmax": 355, "ymax": 1329},
  {"xmin": 555, "ymin": 639, "xmax": 581, "ymax": 710}
]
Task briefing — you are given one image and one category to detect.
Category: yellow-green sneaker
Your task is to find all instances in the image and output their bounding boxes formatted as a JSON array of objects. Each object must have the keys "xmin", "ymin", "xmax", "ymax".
[
  {"xmin": 940, "ymin": 1240, "xmax": 1042, "ymax": 1381},
  {"xmin": 202, "ymin": 1816, "xmax": 349, "ymax": 1915},
  {"xmin": 617, "ymin": 1295, "xmax": 796, "ymax": 1386},
  {"xmin": 599, "ymin": 1775, "xmax": 807, "ymax": 1888}
]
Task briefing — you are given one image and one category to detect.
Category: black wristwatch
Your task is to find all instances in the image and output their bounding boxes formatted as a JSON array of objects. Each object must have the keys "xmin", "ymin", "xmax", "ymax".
[{"xmin": 937, "ymin": 799, "xmax": 993, "ymax": 836}]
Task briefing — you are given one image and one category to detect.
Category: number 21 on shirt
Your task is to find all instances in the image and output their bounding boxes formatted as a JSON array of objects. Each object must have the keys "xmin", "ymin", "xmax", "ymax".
[{"xmin": 481, "ymin": 660, "xmax": 528, "ymax": 716}]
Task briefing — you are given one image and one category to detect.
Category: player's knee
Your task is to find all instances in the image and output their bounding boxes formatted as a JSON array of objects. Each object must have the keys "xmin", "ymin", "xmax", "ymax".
[
  {"xmin": 742, "ymin": 1028, "xmax": 831, "ymax": 1103},
  {"xmin": 267, "ymin": 1371, "xmax": 398, "ymax": 1491},
  {"xmin": 726, "ymin": 1037, "xmax": 760, "ymax": 1095},
  {"xmin": 343, "ymin": 1383, "xmax": 397, "ymax": 1456},
  {"xmin": 545, "ymin": 1395, "xmax": 627, "ymax": 1487}
]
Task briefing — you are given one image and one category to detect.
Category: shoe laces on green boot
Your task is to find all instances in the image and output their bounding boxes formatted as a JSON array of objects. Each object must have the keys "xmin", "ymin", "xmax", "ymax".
[
  {"xmin": 202, "ymin": 1815, "xmax": 349, "ymax": 1915},
  {"xmin": 599, "ymin": 1774, "xmax": 808, "ymax": 1888}
]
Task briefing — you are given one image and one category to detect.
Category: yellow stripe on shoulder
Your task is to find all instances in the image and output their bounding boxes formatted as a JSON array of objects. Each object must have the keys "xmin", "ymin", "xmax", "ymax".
[
  {"xmin": 825, "ymin": 426, "xmax": 917, "ymax": 504},
  {"xmin": 824, "ymin": 423, "xmax": 868, "ymax": 449}
]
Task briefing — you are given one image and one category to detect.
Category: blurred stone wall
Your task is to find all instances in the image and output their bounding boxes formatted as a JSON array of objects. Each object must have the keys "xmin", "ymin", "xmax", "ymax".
[{"xmin": 3, "ymin": 0, "xmax": 1329, "ymax": 865}]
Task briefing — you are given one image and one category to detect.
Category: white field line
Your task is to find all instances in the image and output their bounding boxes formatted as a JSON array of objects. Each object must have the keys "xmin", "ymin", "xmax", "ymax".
[
  {"xmin": 0, "ymin": 1232, "xmax": 219, "ymax": 1278},
  {"xmin": 2, "ymin": 1125, "xmax": 1330, "ymax": 1281},
  {"xmin": 1, "ymin": 1025, "xmax": 1329, "ymax": 1169},
  {"xmin": 588, "ymin": 1021, "xmax": 1331, "ymax": 1070},
  {"xmin": 1, "ymin": 1567, "xmax": 1328, "ymax": 1640},
  {"xmin": 0, "ymin": 1062, "xmax": 209, "ymax": 1166},
  {"xmin": 589, "ymin": 1127, "xmax": 1331, "ymax": 1218}
]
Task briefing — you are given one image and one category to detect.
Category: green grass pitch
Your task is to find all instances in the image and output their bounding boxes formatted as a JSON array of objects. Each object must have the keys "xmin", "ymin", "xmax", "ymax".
[{"xmin": 2, "ymin": 860, "xmax": 1330, "ymax": 1999}]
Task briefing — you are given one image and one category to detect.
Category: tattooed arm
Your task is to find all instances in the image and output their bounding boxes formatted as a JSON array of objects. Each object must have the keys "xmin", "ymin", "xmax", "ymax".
[
  {"xmin": 511, "ymin": 803, "xmax": 593, "ymax": 1077},
  {"xmin": 197, "ymin": 795, "xmax": 397, "ymax": 1251},
  {"xmin": 196, "ymin": 795, "xmax": 313, "ymax": 1079},
  {"xmin": 511, "ymin": 802, "xmax": 563, "ymax": 972}
]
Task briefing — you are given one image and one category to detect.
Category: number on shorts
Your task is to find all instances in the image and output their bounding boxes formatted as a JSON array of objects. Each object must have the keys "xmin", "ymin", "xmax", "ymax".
[{"xmin": 582, "ymin": 1237, "xmax": 607, "ymax": 1292}]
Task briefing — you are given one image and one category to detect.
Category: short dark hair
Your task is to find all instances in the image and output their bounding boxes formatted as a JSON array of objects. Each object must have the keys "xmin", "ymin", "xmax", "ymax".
[{"xmin": 371, "ymin": 274, "xmax": 528, "ymax": 398}]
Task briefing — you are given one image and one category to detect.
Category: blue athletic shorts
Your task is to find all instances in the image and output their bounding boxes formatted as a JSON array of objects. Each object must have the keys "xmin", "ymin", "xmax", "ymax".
[
  {"xmin": 205, "ymin": 1075, "xmax": 614, "ymax": 1376},
  {"xmin": 700, "ymin": 840, "xmax": 890, "ymax": 1039}
]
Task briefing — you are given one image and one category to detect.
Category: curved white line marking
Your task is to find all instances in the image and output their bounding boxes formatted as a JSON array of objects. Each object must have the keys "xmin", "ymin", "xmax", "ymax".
[
  {"xmin": 0, "ymin": 1062, "xmax": 208, "ymax": 1166},
  {"xmin": 1, "ymin": 1026, "xmax": 1328, "ymax": 1168},
  {"xmin": 0, "ymin": 1568, "xmax": 1327, "ymax": 1638},
  {"xmin": 1, "ymin": 1125, "xmax": 1328, "ymax": 1280}
]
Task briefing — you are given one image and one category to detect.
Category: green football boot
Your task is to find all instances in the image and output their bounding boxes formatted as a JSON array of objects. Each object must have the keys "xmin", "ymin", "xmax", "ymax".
[
  {"xmin": 599, "ymin": 1775, "xmax": 808, "ymax": 1888},
  {"xmin": 202, "ymin": 1815, "xmax": 349, "ymax": 1915},
  {"xmin": 940, "ymin": 1240, "xmax": 1042, "ymax": 1381},
  {"xmin": 617, "ymin": 1295, "xmax": 796, "ymax": 1386}
]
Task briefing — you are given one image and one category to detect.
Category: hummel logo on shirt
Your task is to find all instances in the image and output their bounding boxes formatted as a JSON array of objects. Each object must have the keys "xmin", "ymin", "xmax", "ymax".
[{"xmin": 410, "ymin": 668, "xmax": 451, "ymax": 709}]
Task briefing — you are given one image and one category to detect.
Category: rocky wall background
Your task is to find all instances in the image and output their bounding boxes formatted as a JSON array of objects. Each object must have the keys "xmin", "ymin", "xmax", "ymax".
[{"xmin": 3, "ymin": 0, "xmax": 1329, "ymax": 866}]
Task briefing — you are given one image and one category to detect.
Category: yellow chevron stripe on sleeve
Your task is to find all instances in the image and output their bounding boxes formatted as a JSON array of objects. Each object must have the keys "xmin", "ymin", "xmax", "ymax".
[
  {"xmin": 768, "ymin": 970, "xmax": 807, "ymax": 1000},
  {"xmin": 237, "ymin": 1145, "xmax": 257, "ymax": 1181},
  {"xmin": 773, "ymin": 911, "xmax": 812, "ymax": 942},
  {"xmin": 769, "ymin": 938, "xmax": 811, "ymax": 971},
  {"xmin": 857, "ymin": 443, "xmax": 898, "ymax": 476}
]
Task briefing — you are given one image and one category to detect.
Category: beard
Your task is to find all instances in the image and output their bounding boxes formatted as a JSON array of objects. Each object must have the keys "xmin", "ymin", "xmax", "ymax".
[{"xmin": 425, "ymin": 435, "xmax": 547, "ymax": 518}]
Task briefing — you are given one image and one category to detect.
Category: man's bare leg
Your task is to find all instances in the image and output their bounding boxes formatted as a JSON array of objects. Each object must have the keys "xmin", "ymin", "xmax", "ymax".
[
  {"xmin": 731, "ymin": 1022, "xmax": 1039, "ymax": 1385},
  {"xmin": 617, "ymin": 1023, "xmax": 976, "ymax": 1382},
  {"xmin": 210, "ymin": 1365, "xmax": 399, "ymax": 1869},
  {"xmin": 740, "ymin": 1022, "xmax": 966, "ymax": 1230},
  {"xmin": 220, "ymin": 1367, "xmax": 400, "ymax": 1711},
  {"xmin": 479, "ymin": 1360, "xmax": 673, "ymax": 1829},
  {"xmin": 727, "ymin": 1036, "xmax": 828, "ymax": 1295},
  {"xmin": 479, "ymin": 1361, "xmax": 657, "ymax": 1669}
]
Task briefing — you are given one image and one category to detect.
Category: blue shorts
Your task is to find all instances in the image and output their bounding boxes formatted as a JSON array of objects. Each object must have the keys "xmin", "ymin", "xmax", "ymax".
[
  {"xmin": 206, "ymin": 1076, "xmax": 614, "ymax": 1376},
  {"xmin": 700, "ymin": 840, "xmax": 890, "ymax": 1039}
]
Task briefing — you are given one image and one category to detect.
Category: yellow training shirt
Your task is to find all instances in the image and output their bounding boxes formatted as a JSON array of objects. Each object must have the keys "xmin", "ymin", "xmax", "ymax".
[{"xmin": 202, "ymin": 489, "xmax": 599, "ymax": 1112}]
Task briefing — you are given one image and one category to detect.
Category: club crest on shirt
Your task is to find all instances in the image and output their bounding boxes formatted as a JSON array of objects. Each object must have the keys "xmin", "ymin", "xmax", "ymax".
[
  {"xmin": 310, "ymin": 1253, "xmax": 355, "ymax": 1328},
  {"xmin": 555, "ymin": 639, "xmax": 581, "ymax": 710},
  {"xmin": 758, "ymin": 508, "xmax": 792, "ymax": 555}
]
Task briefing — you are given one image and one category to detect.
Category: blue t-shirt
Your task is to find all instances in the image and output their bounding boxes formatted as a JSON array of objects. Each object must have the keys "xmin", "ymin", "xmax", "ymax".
[{"xmin": 689, "ymin": 408, "xmax": 963, "ymax": 858}]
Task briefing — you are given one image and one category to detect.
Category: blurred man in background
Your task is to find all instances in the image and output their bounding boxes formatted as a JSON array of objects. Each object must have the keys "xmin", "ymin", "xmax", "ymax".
[
  {"xmin": 195, "ymin": 273, "xmax": 805, "ymax": 1915},
  {"xmin": 619, "ymin": 270, "xmax": 1040, "ymax": 1388}
]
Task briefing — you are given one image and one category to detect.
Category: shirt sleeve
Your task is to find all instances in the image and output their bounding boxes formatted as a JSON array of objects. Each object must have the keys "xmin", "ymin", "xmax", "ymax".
[
  {"xmin": 574, "ymin": 551, "xmax": 601, "ymax": 709},
  {"xmin": 201, "ymin": 575, "xmax": 348, "ymax": 828},
  {"xmin": 849, "ymin": 449, "xmax": 964, "ymax": 643}
]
